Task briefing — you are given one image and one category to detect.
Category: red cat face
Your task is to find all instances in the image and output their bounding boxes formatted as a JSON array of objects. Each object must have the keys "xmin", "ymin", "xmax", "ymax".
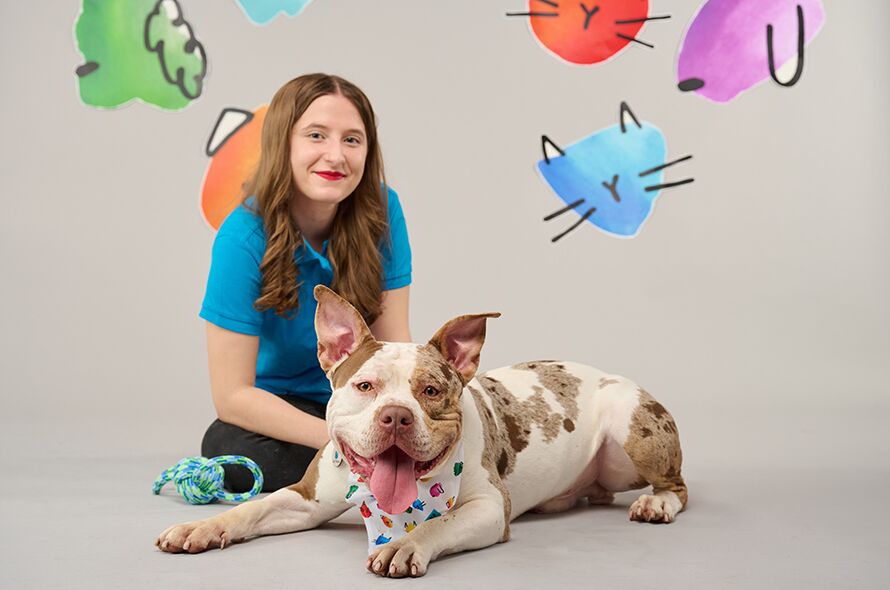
[{"xmin": 508, "ymin": 0, "xmax": 668, "ymax": 65}]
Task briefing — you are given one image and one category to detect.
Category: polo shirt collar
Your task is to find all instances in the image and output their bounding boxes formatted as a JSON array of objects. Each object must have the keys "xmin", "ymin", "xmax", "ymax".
[{"xmin": 298, "ymin": 237, "xmax": 332, "ymax": 273}]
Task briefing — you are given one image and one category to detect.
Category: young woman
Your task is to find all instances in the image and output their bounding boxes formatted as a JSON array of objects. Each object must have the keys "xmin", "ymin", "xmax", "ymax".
[{"xmin": 199, "ymin": 74, "xmax": 412, "ymax": 492}]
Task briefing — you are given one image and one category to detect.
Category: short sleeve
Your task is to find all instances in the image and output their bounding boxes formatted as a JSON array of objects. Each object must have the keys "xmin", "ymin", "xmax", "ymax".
[
  {"xmin": 382, "ymin": 187, "xmax": 412, "ymax": 290},
  {"xmin": 199, "ymin": 232, "xmax": 264, "ymax": 336}
]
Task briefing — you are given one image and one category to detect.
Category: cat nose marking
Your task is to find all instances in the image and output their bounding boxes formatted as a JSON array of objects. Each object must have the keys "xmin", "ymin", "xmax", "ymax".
[
  {"xmin": 602, "ymin": 174, "xmax": 620, "ymax": 202},
  {"xmin": 678, "ymin": 78, "xmax": 705, "ymax": 92},
  {"xmin": 580, "ymin": 3, "xmax": 600, "ymax": 30}
]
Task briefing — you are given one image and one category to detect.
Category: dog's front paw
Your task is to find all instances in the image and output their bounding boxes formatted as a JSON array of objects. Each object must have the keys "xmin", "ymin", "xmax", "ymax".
[
  {"xmin": 155, "ymin": 518, "xmax": 235, "ymax": 553},
  {"xmin": 629, "ymin": 494, "xmax": 677, "ymax": 523},
  {"xmin": 367, "ymin": 537, "xmax": 432, "ymax": 578}
]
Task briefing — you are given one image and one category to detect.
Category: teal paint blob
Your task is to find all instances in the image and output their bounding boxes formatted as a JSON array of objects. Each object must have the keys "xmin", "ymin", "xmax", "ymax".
[{"xmin": 235, "ymin": 0, "xmax": 313, "ymax": 25}]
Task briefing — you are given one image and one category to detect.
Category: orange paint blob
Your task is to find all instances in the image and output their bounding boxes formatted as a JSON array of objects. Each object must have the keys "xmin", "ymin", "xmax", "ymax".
[
  {"xmin": 528, "ymin": 0, "xmax": 648, "ymax": 65},
  {"xmin": 200, "ymin": 105, "xmax": 267, "ymax": 230}
]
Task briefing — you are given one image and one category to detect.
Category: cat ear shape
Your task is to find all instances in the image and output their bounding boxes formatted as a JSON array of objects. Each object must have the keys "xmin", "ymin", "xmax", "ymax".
[
  {"xmin": 205, "ymin": 107, "xmax": 253, "ymax": 157},
  {"xmin": 767, "ymin": 4, "xmax": 805, "ymax": 87},
  {"xmin": 619, "ymin": 101, "xmax": 642, "ymax": 133},
  {"xmin": 541, "ymin": 135, "xmax": 565, "ymax": 165}
]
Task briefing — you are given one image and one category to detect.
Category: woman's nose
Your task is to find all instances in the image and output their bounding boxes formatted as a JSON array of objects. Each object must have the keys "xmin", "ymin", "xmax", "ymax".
[{"xmin": 323, "ymin": 143, "xmax": 345, "ymax": 163}]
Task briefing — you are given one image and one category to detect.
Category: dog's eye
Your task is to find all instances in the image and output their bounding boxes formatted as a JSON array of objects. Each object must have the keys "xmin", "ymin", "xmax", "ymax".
[
  {"xmin": 355, "ymin": 382, "xmax": 373, "ymax": 392},
  {"xmin": 423, "ymin": 385, "xmax": 440, "ymax": 397}
]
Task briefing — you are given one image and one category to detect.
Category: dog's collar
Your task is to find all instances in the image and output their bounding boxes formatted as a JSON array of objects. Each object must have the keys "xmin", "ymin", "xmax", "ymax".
[{"xmin": 341, "ymin": 442, "xmax": 464, "ymax": 554}]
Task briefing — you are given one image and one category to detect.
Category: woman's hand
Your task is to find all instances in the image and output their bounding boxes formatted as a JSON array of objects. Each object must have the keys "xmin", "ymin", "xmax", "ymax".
[{"xmin": 206, "ymin": 322, "xmax": 329, "ymax": 449}]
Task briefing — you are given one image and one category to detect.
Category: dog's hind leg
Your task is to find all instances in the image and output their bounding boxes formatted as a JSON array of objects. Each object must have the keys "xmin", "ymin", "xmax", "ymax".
[
  {"xmin": 622, "ymin": 389, "xmax": 688, "ymax": 524},
  {"xmin": 585, "ymin": 481, "xmax": 616, "ymax": 506},
  {"xmin": 156, "ymin": 445, "xmax": 350, "ymax": 553},
  {"xmin": 531, "ymin": 494, "xmax": 582, "ymax": 513}
]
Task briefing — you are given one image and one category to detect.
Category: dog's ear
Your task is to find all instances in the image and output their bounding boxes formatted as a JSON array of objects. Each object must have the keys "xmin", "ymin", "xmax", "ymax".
[
  {"xmin": 428, "ymin": 313, "xmax": 501, "ymax": 384},
  {"xmin": 314, "ymin": 285, "xmax": 375, "ymax": 372}
]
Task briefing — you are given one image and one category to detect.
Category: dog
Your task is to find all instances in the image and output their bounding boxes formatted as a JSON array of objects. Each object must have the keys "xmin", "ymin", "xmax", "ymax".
[{"xmin": 156, "ymin": 285, "xmax": 687, "ymax": 578}]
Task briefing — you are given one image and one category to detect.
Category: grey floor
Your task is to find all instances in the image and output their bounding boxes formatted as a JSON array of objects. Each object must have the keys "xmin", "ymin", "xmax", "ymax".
[{"xmin": 4, "ymin": 400, "xmax": 888, "ymax": 589}]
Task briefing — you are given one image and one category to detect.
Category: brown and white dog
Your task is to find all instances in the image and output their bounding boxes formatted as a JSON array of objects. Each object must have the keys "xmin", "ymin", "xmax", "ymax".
[{"xmin": 156, "ymin": 286, "xmax": 688, "ymax": 578}]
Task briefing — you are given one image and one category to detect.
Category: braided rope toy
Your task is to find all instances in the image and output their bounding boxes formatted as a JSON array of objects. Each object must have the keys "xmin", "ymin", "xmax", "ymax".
[{"xmin": 152, "ymin": 455, "xmax": 264, "ymax": 504}]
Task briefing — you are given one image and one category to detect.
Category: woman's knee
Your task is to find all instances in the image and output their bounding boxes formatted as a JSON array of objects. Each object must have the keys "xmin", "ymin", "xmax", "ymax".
[{"xmin": 200, "ymin": 419, "xmax": 318, "ymax": 493}]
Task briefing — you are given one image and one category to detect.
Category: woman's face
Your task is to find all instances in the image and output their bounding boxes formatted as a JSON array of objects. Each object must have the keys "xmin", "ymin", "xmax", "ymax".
[{"xmin": 290, "ymin": 93, "xmax": 368, "ymax": 208}]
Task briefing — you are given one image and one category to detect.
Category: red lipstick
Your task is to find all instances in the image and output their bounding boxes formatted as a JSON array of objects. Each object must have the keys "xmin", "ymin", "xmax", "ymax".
[{"xmin": 315, "ymin": 171, "xmax": 345, "ymax": 181}]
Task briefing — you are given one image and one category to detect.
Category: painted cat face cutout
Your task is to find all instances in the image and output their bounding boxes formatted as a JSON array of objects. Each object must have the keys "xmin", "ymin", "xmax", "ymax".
[
  {"xmin": 201, "ymin": 105, "xmax": 267, "ymax": 229},
  {"xmin": 677, "ymin": 0, "xmax": 826, "ymax": 102},
  {"xmin": 507, "ymin": 0, "xmax": 670, "ymax": 65},
  {"xmin": 537, "ymin": 103, "xmax": 694, "ymax": 241},
  {"xmin": 74, "ymin": 0, "xmax": 206, "ymax": 110}
]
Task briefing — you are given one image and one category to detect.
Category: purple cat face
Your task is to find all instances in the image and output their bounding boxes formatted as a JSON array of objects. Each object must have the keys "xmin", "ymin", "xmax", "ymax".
[{"xmin": 677, "ymin": 0, "xmax": 826, "ymax": 103}]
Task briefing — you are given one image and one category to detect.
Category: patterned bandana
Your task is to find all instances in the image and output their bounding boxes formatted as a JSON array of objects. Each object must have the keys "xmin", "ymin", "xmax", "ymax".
[{"xmin": 339, "ymin": 443, "xmax": 464, "ymax": 554}]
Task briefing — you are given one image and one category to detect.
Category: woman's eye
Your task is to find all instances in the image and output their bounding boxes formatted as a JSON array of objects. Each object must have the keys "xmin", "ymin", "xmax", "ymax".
[
  {"xmin": 345, "ymin": 136, "xmax": 360, "ymax": 145},
  {"xmin": 308, "ymin": 132, "xmax": 323, "ymax": 140},
  {"xmin": 356, "ymin": 382, "xmax": 373, "ymax": 392},
  {"xmin": 424, "ymin": 386, "xmax": 440, "ymax": 397}
]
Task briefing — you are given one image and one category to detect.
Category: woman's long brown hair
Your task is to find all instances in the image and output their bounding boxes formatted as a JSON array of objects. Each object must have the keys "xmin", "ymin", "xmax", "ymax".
[{"xmin": 243, "ymin": 74, "xmax": 388, "ymax": 324}]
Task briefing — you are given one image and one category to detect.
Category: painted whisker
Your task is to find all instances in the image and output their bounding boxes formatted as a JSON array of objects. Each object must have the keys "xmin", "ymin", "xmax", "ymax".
[
  {"xmin": 615, "ymin": 15, "xmax": 671, "ymax": 24},
  {"xmin": 506, "ymin": 11, "xmax": 558, "ymax": 17},
  {"xmin": 552, "ymin": 207, "xmax": 596, "ymax": 243},
  {"xmin": 644, "ymin": 178, "xmax": 695, "ymax": 192},
  {"xmin": 616, "ymin": 33, "xmax": 654, "ymax": 48},
  {"xmin": 544, "ymin": 198, "xmax": 585, "ymax": 221},
  {"xmin": 534, "ymin": 0, "xmax": 559, "ymax": 7},
  {"xmin": 639, "ymin": 155, "xmax": 693, "ymax": 177}
]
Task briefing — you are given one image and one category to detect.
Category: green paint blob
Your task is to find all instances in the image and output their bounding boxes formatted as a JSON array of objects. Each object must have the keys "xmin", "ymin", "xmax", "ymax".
[{"xmin": 74, "ymin": 0, "xmax": 207, "ymax": 110}]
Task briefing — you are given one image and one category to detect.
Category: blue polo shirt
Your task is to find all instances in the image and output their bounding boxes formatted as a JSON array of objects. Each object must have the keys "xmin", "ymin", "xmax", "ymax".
[{"xmin": 199, "ymin": 187, "xmax": 412, "ymax": 403}]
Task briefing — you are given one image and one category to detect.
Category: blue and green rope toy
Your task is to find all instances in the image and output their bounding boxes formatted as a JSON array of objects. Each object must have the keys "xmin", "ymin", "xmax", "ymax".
[{"xmin": 152, "ymin": 455, "xmax": 264, "ymax": 504}]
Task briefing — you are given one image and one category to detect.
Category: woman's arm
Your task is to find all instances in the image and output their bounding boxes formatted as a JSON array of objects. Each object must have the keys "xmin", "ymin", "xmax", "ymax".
[
  {"xmin": 370, "ymin": 285, "xmax": 412, "ymax": 342},
  {"xmin": 206, "ymin": 322, "xmax": 330, "ymax": 449}
]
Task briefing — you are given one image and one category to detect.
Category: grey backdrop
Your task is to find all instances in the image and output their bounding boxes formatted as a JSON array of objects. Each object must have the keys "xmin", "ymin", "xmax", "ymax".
[{"xmin": 2, "ymin": 1, "xmax": 888, "ymax": 588}]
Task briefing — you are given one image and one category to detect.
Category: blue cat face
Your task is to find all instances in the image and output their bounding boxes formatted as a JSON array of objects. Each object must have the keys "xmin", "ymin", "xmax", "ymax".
[{"xmin": 537, "ymin": 103, "xmax": 694, "ymax": 241}]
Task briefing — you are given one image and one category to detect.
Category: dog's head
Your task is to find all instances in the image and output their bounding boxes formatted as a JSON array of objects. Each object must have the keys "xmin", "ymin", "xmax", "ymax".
[{"xmin": 313, "ymin": 285, "xmax": 499, "ymax": 514}]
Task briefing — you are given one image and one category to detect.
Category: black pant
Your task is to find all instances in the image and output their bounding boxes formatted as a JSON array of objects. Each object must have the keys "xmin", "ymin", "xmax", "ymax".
[{"xmin": 201, "ymin": 395, "xmax": 327, "ymax": 493}]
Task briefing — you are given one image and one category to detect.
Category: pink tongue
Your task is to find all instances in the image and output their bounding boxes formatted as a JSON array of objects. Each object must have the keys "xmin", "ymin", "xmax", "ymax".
[{"xmin": 369, "ymin": 446, "xmax": 418, "ymax": 514}]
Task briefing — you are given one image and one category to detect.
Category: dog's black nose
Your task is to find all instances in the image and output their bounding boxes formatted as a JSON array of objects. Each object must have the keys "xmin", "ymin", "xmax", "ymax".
[
  {"xmin": 377, "ymin": 405, "xmax": 414, "ymax": 429},
  {"xmin": 678, "ymin": 78, "xmax": 705, "ymax": 92}
]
